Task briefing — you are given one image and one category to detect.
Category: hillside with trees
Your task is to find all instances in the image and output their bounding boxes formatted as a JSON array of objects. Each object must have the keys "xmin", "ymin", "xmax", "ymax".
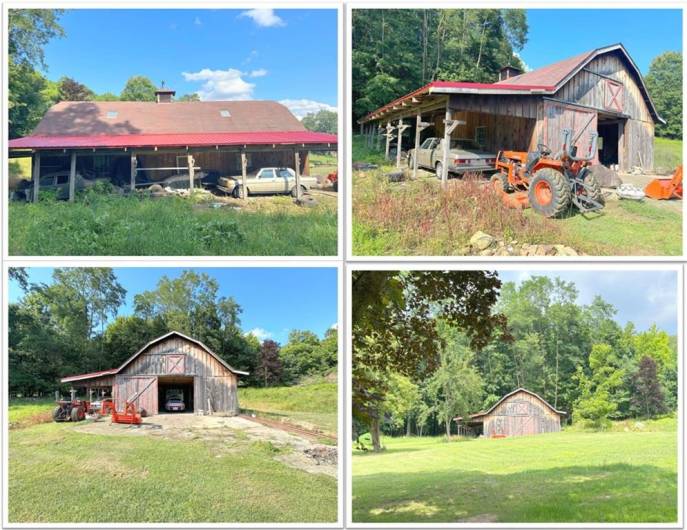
[
  {"xmin": 352, "ymin": 271, "xmax": 677, "ymax": 450},
  {"xmin": 8, "ymin": 268, "xmax": 337, "ymax": 395}
]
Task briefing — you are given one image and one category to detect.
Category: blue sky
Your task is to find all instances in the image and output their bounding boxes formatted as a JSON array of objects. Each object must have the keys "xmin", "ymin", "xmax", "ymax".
[
  {"xmin": 521, "ymin": 9, "xmax": 682, "ymax": 74},
  {"xmin": 9, "ymin": 267, "xmax": 338, "ymax": 344},
  {"xmin": 41, "ymin": 8, "xmax": 337, "ymax": 118},
  {"xmin": 499, "ymin": 270, "xmax": 678, "ymax": 335}
]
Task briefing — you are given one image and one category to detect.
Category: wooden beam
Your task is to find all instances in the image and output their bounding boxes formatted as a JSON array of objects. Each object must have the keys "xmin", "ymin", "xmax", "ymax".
[
  {"xmin": 31, "ymin": 152, "xmax": 40, "ymax": 203},
  {"xmin": 187, "ymin": 154, "xmax": 195, "ymax": 193},
  {"xmin": 241, "ymin": 151, "xmax": 248, "ymax": 200},
  {"xmin": 68, "ymin": 152, "xmax": 77, "ymax": 202},
  {"xmin": 294, "ymin": 150, "xmax": 302, "ymax": 201},
  {"xmin": 385, "ymin": 122, "xmax": 394, "ymax": 161},
  {"xmin": 396, "ymin": 118, "xmax": 410, "ymax": 168},
  {"xmin": 413, "ymin": 114, "xmax": 431, "ymax": 179},
  {"xmin": 130, "ymin": 151, "xmax": 137, "ymax": 191}
]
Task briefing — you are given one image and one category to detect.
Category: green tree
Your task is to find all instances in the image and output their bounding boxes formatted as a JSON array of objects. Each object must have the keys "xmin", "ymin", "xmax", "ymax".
[
  {"xmin": 645, "ymin": 51, "xmax": 682, "ymax": 139},
  {"xmin": 574, "ymin": 344, "xmax": 625, "ymax": 428},
  {"xmin": 302, "ymin": 109, "xmax": 338, "ymax": 134},
  {"xmin": 426, "ymin": 325, "xmax": 483, "ymax": 439},
  {"xmin": 352, "ymin": 270, "xmax": 507, "ymax": 450},
  {"xmin": 93, "ymin": 92, "xmax": 120, "ymax": 101},
  {"xmin": 177, "ymin": 93, "xmax": 200, "ymax": 101},
  {"xmin": 382, "ymin": 372, "xmax": 420, "ymax": 435},
  {"xmin": 120, "ymin": 75, "xmax": 157, "ymax": 102},
  {"xmin": 279, "ymin": 330, "xmax": 334, "ymax": 383},
  {"xmin": 8, "ymin": 9, "xmax": 64, "ymax": 138}
]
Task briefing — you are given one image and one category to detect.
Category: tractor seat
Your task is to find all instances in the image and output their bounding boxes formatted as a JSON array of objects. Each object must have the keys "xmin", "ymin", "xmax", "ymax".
[{"xmin": 526, "ymin": 151, "xmax": 541, "ymax": 174}]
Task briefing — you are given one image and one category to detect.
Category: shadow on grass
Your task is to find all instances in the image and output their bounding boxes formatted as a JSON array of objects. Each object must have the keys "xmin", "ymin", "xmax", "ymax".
[{"xmin": 352, "ymin": 463, "xmax": 677, "ymax": 524}]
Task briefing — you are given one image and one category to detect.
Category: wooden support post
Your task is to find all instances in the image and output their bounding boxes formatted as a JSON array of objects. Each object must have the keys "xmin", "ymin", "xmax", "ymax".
[
  {"xmin": 385, "ymin": 121, "xmax": 394, "ymax": 161},
  {"xmin": 359, "ymin": 123, "xmax": 364, "ymax": 135},
  {"xmin": 396, "ymin": 118, "xmax": 410, "ymax": 169},
  {"xmin": 440, "ymin": 105, "xmax": 462, "ymax": 188},
  {"xmin": 32, "ymin": 152, "xmax": 40, "ymax": 203},
  {"xmin": 376, "ymin": 125, "xmax": 383, "ymax": 150},
  {"xmin": 130, "ymin": 151, "xmax": 137, "ymax": 192},
  {"xmin": 68, "ymin": 152, "xmax": 77, "ymax": 202},
  {"xmin": 187, "ymin": 154, "xmax": 195, "ymax": 193},
  {"xmin": 294, "ymin": 150, "xmax": 302, "ymax": 201},
  {"xmin": 240, "ymin": 151, "xmax": 248, "ymax": 200},
  {"xmin": 414, "ymin": 114, "xmax": 431, "ymax": 179}
]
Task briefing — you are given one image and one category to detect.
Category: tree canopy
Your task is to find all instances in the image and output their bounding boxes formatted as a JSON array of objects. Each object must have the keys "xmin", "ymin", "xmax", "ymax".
[
  {"xmin": 302, "ymin": 109, "xmax": 338, "ymax": 134},
  {"xmin": 352, "ymin": 9, "xmax": 528, "ymax": 121},
  {"xmin": 645, "ymin": 51, "xmax": 682, "ymax": 139}
]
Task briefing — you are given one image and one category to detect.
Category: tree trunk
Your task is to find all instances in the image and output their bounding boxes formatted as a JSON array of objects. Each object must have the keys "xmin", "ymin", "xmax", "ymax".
[
  {"xmin": 445, "ymin": 417, "xmax": 451, "ymax": 439},
  {"xmin": 406, "ymin": 417, "xmax": 412, "ymax": 436},
  {"xmin": 370, "ymin": 417, "xmax": 382, "ymax": 451}
]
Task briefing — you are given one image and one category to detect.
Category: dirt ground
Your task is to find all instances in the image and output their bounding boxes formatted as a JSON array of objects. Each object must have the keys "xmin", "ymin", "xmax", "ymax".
[{"xmin": 73, "ymin": 413, "xmax": 337, "ymax": 477}]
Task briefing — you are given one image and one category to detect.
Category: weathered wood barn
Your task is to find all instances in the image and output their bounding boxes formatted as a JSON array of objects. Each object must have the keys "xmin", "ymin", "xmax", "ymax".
[
  {"xmin": 60, "ymin": 331, "xmax": 248, "ymax": 416},
  {"xmin": 358, "ymin": 44, "xmax": 663, "ymax": 179},
  {"xmin": 455, "ymin": 388, "xmax": 566, "ymax": 438},
  {"xmin": 8, "ymin": 87, "xmax": 337, "ymax": 201}
]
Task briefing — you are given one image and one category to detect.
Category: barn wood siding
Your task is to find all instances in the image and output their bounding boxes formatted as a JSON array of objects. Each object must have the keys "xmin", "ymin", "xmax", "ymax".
[
  {"xmin": 542, "ymin": 100, "xmax": 599, "ymax": 163},
  {"xmin": 483, "ymin": 390, "xmax": 561, "ymax": 437},
  {"xmin": 117, "ymin": 335, "xmax": 239, "ymax": 415},
  {"xmin": 555, "ymin": 52, "xmax": 653, "ymax": 123},
  {"xmin": 113, "ymin": 376, "xmax": 157, "ymax": 415}
]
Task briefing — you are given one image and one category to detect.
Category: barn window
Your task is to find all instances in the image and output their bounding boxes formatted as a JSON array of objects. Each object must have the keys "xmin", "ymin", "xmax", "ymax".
[
  {"xmin": 474, "ymin": 126, "xmax": 487, "ymax": 148},
  {"xmin": 604, "ymin": 80, "xmax": 624, "ymax": 113},
  {"xmin": 106, "ymin": 111, "xmax": 118, "ymax": 119},
  {"xmin": 219, "ymin": 110, "xmax": 231, "ymax": 117},
  {"xmin": 166, "ymin": 355, "xmax": 185, "ymax": 374}
]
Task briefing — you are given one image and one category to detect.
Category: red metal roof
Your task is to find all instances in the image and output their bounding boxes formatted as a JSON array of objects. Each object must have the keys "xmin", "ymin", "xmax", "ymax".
[
  {"xmin": 8, "ymin": 131, "xmax": 337, "ymax": 150},
  {"xmin": 360, "ymin": 44, "xmax": 661, "ymax": 124},
  {"xmin": 61, "ymin": 369, "xmax": 118, "ymax": 383}
]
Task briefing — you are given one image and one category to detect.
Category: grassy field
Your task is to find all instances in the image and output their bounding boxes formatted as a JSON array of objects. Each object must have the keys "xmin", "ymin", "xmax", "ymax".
[
  {"xmin": 240, "ymin": 377, "xmax": 337, "ymax": 435},
  {"xmin": 9, "ymin": 191, "xmax": 336, "ymax": 256},
  {"xmin": 352, "ymin": 418, "xmax": 677, "ymax": 523},
  {"xmin": 351, "ymin": 135, "xmax": 682, "ymax": 256},
  {"xmin": 7, "ymin": 386, "xmax": 338, "ymax": 523},
  {"xmin": 654, "ymin": 137, "xmax": 683, "ymax": 173}
]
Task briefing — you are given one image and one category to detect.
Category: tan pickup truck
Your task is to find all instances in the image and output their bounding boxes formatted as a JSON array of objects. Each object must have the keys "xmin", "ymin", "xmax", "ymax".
[{"xmin": 217, "ymin": 167, "xmax": 318, "ymax": 198}]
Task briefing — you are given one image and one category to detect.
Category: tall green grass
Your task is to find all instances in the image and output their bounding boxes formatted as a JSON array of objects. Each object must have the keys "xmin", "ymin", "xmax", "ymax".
[
  {"xmin": 653, "ymin": 137, "xmax": 682, "ymax": 173},
  {"xmin": 9, "ymin": 193, "xmax": 336, "ymax": 256}
]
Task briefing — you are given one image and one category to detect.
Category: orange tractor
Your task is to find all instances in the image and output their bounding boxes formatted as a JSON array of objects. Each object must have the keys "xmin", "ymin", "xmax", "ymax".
[{"xmin": 492, "ymin": 128, "xmax": 604, "ymax": 218}]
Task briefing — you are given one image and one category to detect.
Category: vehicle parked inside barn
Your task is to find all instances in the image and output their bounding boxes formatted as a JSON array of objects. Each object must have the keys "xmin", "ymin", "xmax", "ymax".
[
  {"xmin": 11, "ymin": 171, "xmax": 112, "ymax": 202},
  {"xmin": 217, "ymin": 167, "xmax": 318, "ymax": 198},
  {"xmin": 407, "ymin": 137, "xmax": 497, "ymax": 178}
]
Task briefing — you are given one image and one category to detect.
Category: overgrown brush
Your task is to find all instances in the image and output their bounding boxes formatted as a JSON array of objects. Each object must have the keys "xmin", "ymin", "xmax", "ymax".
[{"xmin": 354, "ymin": 173, "xmax": 560, "ymax": 255}]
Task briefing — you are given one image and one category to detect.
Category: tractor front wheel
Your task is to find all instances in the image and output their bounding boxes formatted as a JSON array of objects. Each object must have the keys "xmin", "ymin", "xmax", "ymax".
[
  {"xmin": 53, "ymin": 406, "xmax": 65, "ymax": 422},
  {"xmin": 528, "ymin": 168, "xmax": 571, "ymax": 218},
  {"xmin": 583, "ymin": 173, "xmax": 605, "ymax": 206},
  {"xmin": 490, "ymin": 172, "xmax": 510, "ymax": 193}
]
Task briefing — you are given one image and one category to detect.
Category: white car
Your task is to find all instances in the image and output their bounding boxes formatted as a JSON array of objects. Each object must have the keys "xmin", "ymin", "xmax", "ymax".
[{"xmin": 217, "ymin": 167, "xmax": 318, "ymax": 198}]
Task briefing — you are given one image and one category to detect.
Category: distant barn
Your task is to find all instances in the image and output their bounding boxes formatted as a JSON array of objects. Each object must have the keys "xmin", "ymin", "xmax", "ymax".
[
  {"xmin": 60, "ymin": 331, "xmax": 247, "ymax": 416},
  {"xmin": 455, "ymin": 388, "xmax": 566, "ymax": 438}
]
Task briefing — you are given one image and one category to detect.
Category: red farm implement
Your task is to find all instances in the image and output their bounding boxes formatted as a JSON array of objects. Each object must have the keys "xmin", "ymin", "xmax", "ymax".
[
  {"xmin": 645, "ymin": 165, "xmax": 683, "ymax": 200},
  {"xmin": 110, "ymin": 379, "xmax": 155, "ymax": 425},
  {"xmin": 52, "ymin": 397, "xmax": 93, "ymax": 422}
]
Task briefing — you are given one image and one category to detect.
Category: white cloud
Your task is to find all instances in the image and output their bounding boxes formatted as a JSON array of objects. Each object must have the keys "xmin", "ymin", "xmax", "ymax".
[
  {"xmin": 240, "ymin": 9, "xmax": 285, "ymax": 28},
  {"xmin": 279, "ymin": 99, "xmax": 337, "ymax": 120},
  {"xmin": 246, "ymin": 328, "xmax": 272, "ymax": 341},
  {"xmin": 194, "ymin": 16, "xmax": 202, "ymax": 26},
  {"xmin": 248, "ymin": 68, "xmax": 268, "ymax": 78},
  {"xmin": 182, "ymin": 68, "xmax": 255, "ymax": 100}
]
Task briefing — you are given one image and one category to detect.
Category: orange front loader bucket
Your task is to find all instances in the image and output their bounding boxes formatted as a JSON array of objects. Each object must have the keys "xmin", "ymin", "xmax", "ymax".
[{"xmin": 645, "ymin": 165, "xmax": 682, "ymax": 200}]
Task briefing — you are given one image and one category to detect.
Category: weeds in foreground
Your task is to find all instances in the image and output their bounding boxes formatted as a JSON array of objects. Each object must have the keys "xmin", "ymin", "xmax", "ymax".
[{"xmin": 354, "ymin": 172, "xmax": 560, "ymax": 255}]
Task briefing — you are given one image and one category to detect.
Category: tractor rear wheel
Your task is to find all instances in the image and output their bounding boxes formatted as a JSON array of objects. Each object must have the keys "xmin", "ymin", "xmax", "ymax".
[
  {"xmin": 528, "ymin": 168, "xmax": 571, "ymax": 218},
  {"xmin": 71, "ymin": 406, "xmax": 85, "ymax": 422}
]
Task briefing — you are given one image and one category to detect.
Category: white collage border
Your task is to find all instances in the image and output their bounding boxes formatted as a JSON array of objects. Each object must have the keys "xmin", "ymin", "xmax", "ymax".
[{"xmin": 1, "ymin": 1, "xmax": 685, "ymax": 529}]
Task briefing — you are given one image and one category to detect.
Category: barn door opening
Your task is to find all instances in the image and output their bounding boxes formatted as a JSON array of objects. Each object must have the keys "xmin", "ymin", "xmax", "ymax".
[
  {"xmin": 598, "ymin": 117, "xmax": 622, "ymax": 167},
  {"xmin": 158, "ymin": 375, "xmax": 194, "ymax": 413}
]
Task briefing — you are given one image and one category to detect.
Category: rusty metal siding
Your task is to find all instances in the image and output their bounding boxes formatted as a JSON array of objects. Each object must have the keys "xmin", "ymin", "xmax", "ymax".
[{"xmin": 483, "ymin": 390, "xmax": 561, "ymax": 437}]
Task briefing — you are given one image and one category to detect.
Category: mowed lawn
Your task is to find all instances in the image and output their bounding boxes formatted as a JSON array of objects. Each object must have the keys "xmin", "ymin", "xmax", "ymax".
[
  {"xmin": 8, "ymin": 400, "xmax": 337, "ymax": 523},
  {"xmin": 352, "ymin": 422, "xmax": 677, "ymax": 523},
  {"xmin": 240, "ymin": 377, "xmax": 337, "ymax": 435}
]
